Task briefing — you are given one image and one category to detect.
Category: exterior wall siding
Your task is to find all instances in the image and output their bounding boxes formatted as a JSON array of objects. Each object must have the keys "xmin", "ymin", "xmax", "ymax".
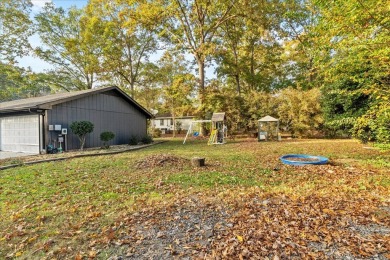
[{"xmin": 47, "ymin": 90, "xmax": 147, "ymax": 150}]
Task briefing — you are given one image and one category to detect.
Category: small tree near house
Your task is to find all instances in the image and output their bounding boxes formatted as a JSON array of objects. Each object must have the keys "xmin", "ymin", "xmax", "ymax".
[
  {"xmin": 70, "ymin": 121, "xmax": 94, "ymax": 150},
  {"xmin": 100, "ymin": 131, "xmax": 115, "ymax": 148}
]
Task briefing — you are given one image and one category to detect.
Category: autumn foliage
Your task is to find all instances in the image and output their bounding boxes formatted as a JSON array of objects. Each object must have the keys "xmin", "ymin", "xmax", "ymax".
[{"xmin": 0, "ymin": 139, "xmax": 389, "ymax": 258}]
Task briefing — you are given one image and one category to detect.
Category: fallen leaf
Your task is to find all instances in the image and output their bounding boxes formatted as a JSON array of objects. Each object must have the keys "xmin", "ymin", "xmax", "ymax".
[{"xmin": 88, "ymin": 250, "xmax": 97, "ymax": 258}]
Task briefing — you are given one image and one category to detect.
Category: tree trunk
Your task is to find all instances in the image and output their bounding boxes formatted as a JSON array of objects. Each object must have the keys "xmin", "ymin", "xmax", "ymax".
[
  {"xmin": 197, "ymin": 59, "xmax": 207, "ymax": 136},
  {"xmin": 130, "ymin": 80, "xmax": 135, "ymax": 98},
  {"xmin": 235, "ymin": 74, "xmax": 241, "ymax": 95},
  {"xmin": 172, "ymin": 107, "xmax": 176, "ymax": 138},
  {"xmin": 85, "ymin": 74, "xmax": 93, "ymax": 90},
  {"xmin": 308, "ymin": 57, "xmax": 314, "ymax": 86},
  {"xmin": 79, "ymin": 136, "xmax": 86, "ymax": 150},
  {"xmin": 250, "ymin": 44, "xmax": 255, "ymax": 91},
  {"xmin": 233, "ymin": 45, "xmax": 241, "ymax": 95},
  {"xmin": 198, "ymin": 59, "xmax": 205, "ymax": 97}
]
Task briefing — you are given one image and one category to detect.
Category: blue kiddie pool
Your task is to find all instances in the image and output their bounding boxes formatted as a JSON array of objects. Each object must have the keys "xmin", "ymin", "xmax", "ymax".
[{"xmin": 280, "ymin": 154, "xmax": 328, "ymax": 165}]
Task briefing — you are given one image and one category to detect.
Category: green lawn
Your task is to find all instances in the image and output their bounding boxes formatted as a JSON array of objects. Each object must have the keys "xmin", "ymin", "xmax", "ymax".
[{"xmin": 1, "ymin": 139, "xmax": 389, "ymax": 259}]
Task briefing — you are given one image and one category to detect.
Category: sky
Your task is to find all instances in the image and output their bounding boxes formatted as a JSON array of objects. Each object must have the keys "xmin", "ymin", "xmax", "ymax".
[
  {"xmin": 32, "ymin": 0, "xmax": 87, "ymax": 9},
  {"xmin": 17, "ymin": 0, "xmax": 88, "ymax": 72}
]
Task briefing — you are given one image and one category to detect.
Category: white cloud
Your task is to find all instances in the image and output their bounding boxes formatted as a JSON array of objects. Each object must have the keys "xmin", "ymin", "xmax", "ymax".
[{"xmin": 31, "ymin": 0, "xmax": 52, "ymax": 8}]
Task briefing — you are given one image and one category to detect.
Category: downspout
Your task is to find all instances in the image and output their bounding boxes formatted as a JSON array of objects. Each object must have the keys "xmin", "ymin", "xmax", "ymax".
[
  {"xmin": 40, "ymin": 112, "xmax": 46, "ymax": 153},
  {"xmin": 38, "ymin": 115, "xmax": 41, "ymax": 154},
  {"xmin": 43, "ymin": 110, "xmax": 48, "ymax": 152}
]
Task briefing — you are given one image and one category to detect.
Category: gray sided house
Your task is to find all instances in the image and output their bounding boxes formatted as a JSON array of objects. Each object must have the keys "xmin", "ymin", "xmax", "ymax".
[{"xmin": 0, "ymin": 86, "xmax": 152, "ymax": 153}]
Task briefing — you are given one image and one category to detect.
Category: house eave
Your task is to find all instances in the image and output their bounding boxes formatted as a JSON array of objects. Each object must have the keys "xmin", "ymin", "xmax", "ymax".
[
  {"xmin": 0, "ymin": 107, "xmax": 47, "ymax": 115},
  {"xmin": 0, "ymin": 86, "xmax": 153, "ymax": 119}
]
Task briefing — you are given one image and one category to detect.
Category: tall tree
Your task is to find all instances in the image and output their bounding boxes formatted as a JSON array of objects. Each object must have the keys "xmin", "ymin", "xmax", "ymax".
[
  {"xmin": 216, "ymin": 0, "xmax": 284, "ymax": 94},
  {"xmin": 215, "ymin": 18, "xmax": 244, "ymax": 94},
  {"xmin": 161, "ymin": 0, "xmax": 236, "ymax": 121},
  {"xmin": 85, "ymin": 0, "xmax": 161, "ymax": 96},
  {"xmin": 203, "ymin": 80, "xmax": 250, "ymax": 134},
  {"xmin": 35, "ymin": 4, "xmax": 103, "ymax": 90},
  {"xmin": 313, "ymin": 0, "xmax": 390, "ymax": 141},
  {"xmin": 0, "ymin": 0, "xmax": 32, "ymax": 62},
  {"xmin": 158, "ymin": 52, "xmax": 195, "ymax": 137},
  {"xmin": 134, "ymin": 62, "xmax": 163, "ymax": 111},
  {"xmin": 279, "ymin": 0, "xmax": 318, "ymax": 89}
]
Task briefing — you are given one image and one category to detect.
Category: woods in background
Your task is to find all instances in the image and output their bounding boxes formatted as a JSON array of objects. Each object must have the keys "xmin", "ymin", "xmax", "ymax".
[{"xmin": 1, "ymin": 0, "xmax": 389, "ymax": 142}]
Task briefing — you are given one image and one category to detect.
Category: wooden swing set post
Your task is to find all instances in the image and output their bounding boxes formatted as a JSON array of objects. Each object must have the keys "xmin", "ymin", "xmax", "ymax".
[
  {"xmin": 183, "ymin": 120, "xmax": 212, "ymax": 144},
  {"xmin": 183, "ymin": 112, "xmax": 227, "ymax": 145}
]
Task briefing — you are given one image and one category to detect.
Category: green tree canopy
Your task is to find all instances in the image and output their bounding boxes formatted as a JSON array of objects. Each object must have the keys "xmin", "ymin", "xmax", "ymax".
[
  {"xmin": 35, "ymin": 4, "xmax": 104, "ymax": 90},
  {"xmin": 216, "ymin": 0, "xmax": 286, "ymax": 94},
  {"xmin": 313, "ymin": 0, "xmax": 390, "ymax": 142},
  {"xmin": 276, "ymin": 87, "xmax": 323, "ymax": 137},
  {"xmin": 157, "ymin": 52, "xmax": 195, "ymax": 136},
  {"xmin": 0, "ymin": 63, "xmax": 52, "ymax": 102},
  {"xmin": 85, "ymin": 0, "xmax": 161, "ymax": 96},
  {"xmin": 160, "ymin": 0, "xmax": 236, "ymax": 121},
  {"xmin": 0, "ymin": 0, "xmax": 32, "ymax": 62}
]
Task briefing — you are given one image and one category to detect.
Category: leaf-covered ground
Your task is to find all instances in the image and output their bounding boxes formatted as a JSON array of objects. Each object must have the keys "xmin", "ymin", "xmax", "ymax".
[{"xmin": 0, "ymin": 139, "xmax": 389, "ymax": 259}]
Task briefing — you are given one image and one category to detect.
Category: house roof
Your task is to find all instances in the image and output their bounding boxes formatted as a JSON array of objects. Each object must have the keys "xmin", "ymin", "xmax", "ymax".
[
  {"xmin": 154, "ymin": 113, "xmax": 195, "ymax": 119},
  {"xmin": 258, "ymin": 115, "xmax": 279, "ymax": 122},
  {"xmin": 211, "ymin": 112, "xmax": 226, "ymax": 122},
  {"xmin": 0, "ymin": 86, "xmax": 153, "ymax": 118}
]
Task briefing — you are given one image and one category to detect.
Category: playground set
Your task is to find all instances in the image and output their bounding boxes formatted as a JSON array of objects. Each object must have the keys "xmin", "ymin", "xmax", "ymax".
[
  {"xmin": 182, "ymin": 113, "xmax": 329, "ymax": 166},
  {"xmin": 183, "ymin": 112, "xmax": 227, "ymax": 145},
  {"xmin": 183, "ymin": 113, "xmax": 281, "ymax": 144}
]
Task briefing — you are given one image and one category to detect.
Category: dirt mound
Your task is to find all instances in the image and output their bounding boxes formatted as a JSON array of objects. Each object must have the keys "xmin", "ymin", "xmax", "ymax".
[{"xmin": 135, "ymin": 154, "xmax": 188, "ymax": 169}]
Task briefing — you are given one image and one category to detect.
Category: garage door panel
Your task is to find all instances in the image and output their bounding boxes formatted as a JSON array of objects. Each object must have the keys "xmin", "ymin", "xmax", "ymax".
[{"xmin": 0, "ymin": 115, "xmax": 39, "ymax": 154}]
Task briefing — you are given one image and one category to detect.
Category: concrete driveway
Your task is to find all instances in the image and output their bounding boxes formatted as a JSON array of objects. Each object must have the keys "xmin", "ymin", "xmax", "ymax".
[{"xmin": 0, "ymin": 151, "xmax": 36, "ymax": 160}]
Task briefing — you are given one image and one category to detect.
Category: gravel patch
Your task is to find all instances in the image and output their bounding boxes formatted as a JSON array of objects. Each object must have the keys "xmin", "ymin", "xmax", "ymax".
[{"xmin": 107, "ymin": 196, "xmax": 231, "ymax": 259}]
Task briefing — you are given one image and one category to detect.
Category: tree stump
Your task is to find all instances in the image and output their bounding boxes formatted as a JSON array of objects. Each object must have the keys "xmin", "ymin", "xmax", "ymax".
[{"xmin": 191, "ymin": 157, "xmax": 205, "ymax": 167}]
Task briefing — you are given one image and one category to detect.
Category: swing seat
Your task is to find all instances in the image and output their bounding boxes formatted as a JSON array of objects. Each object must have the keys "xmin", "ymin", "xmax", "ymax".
[{"xmin": 193, "ymin": 131, "xmax": 199, "ymax": 137}]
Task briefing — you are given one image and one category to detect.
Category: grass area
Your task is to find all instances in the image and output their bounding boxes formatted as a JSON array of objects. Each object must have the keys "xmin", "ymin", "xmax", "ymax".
[{"xmin": 0, "ymin": 139, "xmax": 389, "ymax": 259}]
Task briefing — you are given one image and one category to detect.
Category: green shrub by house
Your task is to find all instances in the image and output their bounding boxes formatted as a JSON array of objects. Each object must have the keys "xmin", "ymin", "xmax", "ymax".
[
  {"xmin": 70, "ymin": 121, "xmax": 94, "ymax": 150},
  {"xmin": 100, "ymin": 131, "xmax": 115, "ymax": 148}
]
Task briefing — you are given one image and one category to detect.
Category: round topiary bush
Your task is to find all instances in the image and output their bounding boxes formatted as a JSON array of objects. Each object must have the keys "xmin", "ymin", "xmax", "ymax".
[
  {"xmin": 70, "ymin": 121, "xmax": 94, "ymax": 150},
  {"xmin": 100, "ymin": 131, "xmax": 115, "ymax": 148}
]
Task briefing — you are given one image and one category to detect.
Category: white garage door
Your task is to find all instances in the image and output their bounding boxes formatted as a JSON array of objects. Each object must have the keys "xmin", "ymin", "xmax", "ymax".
[{"xmin": 0, "ymin": 115, "xmax": 40, "ymax": 154}]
